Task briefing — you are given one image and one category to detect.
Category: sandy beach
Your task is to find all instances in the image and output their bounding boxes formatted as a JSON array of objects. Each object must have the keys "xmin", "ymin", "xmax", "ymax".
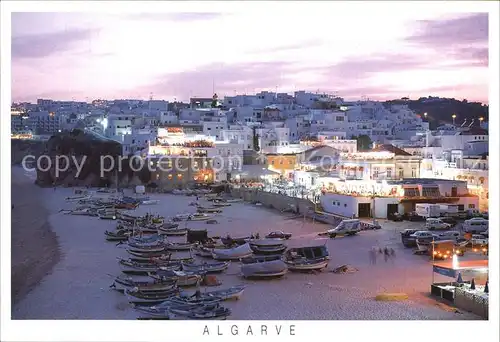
[
  {"xmin": 10, "ymin": 173, "xmax": 483, "ymax": 320},
  {"xmin": 11, "ymin": 167, "xmax": 61, "ymax": 310}
]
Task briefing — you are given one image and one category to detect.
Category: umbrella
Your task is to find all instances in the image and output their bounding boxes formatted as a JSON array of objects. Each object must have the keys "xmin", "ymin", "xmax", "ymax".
[
  {"xmin": 456, "ymin": 272, "xmax": 463, "ymax": 284},
  {"xmin": 484, "ymin": 281, "xmax": 488, "ymax": 293},
  {"xmin": 470, "ymin": 278, "xmax": 476, "ymax": 290}
]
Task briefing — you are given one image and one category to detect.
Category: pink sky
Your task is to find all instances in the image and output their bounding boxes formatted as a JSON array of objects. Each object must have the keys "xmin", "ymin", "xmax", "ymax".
[{"xmin": 11, "ymin": 11, "xmax": 489, "ymax": 103}]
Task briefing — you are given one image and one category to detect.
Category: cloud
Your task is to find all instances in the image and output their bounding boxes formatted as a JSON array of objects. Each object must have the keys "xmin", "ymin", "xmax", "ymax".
[
  {"xmin": 250, "ymin": 39, "xmax": 324, "ymax": 53},
  {"xmin": 406, "ymin": 13, "xmax": 488, "ymax": 47},
  {"xmin": 323, "ymin": 53, "xmax": 429, "ymax": 81},
  {"xmin": 128, "ymin": 12, "xmax": 224, "ymax": 22},
  {"xmin": 137, "ymin": 61, "xmax": 301, "ymax": 98},
  {"xmin": 405, "ymin": 13, "xmax": 488, "ymax": 67},
  {"xmin": 12, "ymin": 28, "xmax": 96, "ymax": 59}
]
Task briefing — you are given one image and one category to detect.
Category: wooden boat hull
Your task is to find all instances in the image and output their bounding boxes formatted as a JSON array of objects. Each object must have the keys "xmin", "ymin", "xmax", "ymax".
[
  {"xmin": 242, "ymin": 269, "xmax": 288, "ymax": 279},
  {"xmin": 112, "ymin": 279, "xmax": 177, "ymax": 293},
  {"xmin": 212, "ymin": 252, "xmax": 252, "ymax": 261},
  {"xmin": 125, "ymin": 290, "xmax": 179, "ymax": 305},
  {"xmin": 250, "ymin": 244, "xmax": 287, "ymax": 255},
  {"xmin": 150, "ymin": 273, "xmax": 202, "ymax": 287},
  {"xmin": 285, "ymin": 259, "xmax": 329, "ymax": 271},
  {"xmin": 158, "ymin": 229, "xmax": 188, "ymax": 236},
  {"xmin": 188, "ymin": 214, "xmax": 211, "ymax": 221},
  {"xmin": 181, "ymin": 262, "xmax": 229, "ymax": 274}
]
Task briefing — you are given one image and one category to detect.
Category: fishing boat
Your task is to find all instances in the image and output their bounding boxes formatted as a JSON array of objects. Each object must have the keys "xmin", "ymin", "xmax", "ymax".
[
  {"xmin": 240, "ymin": 254, "xmax": 283, "ymax": 264},
  {"xmin": 165, "ymin": 242, "xmax": 195, "ymax": 251},
  {"xmin": 66, "ymin": 195, "xmax": 91, "ymax": 202},
  {"xmin": 125, "ymin": 288, "xmax": 180, "ymax": 305},
  {"xmin": 158, "ymin": 227, "xmax": 188, "ymax": 236},
  {"xmin": 212, "ymin": 243, "xmax": 253, "ymax": 261},
  {"xmin": 98, "ymin": 212, "xmax": 118, "ymax": 220},
  {"xmin": 127, "ymin": 249, "xmax": 171, "ymax": 260},
  {"xmin": 249, "ymin": 239, "xmax": 287, "ymax": 255},
  {"xmin": 141, "ymin": 199, "xmax": 159, "ymax": 205},
  {"xmin": 118, "ymin": 258, "xmax": 181, "ymax": 275},
  {"xmin": 220, "ymin": 236, "xmax": 252, "ymax": 246},
  {"xmin": 212, "ymin": 201, "xmax": 231, "ymax": 207},
  {"xmin": 188, "ymin": 213, "xmax": 212, "ymax": 221},
  {"xmin": 105, "ymin": 230, "xmax": 131, "ymax": 241},
  {"xmin": 181, "ymin": 285, "xmax": 245, "ymax": 301},
  {"xmin": 111, "ymin": 276, "xmax": 177, "ymax": 293},
  {"xmin": 169, "ymin": 306, "xmax": 231, "ymax": 320},
  {"xmin": 193, "ymin": 246, "xmax": 215, "ymax": 258},
  {"xmin": 283, "ymin": 245, "xmax": 329, "ymax": 272},
  {"xmin": 162, "ymin": 222, "xmax": 180, "ymax": 229},
  {"xmin": 225, "ymin": 198, "xmax": 242, "ymax": 203},
  {"xmin": 151, "ymin": 270, "xmax": 204, "ymax": 287},
  {"xmin": 241, "ymin": 259, "xmax": 288, "ymax": 279},
  {"xmin": 127, "ymin": 244, "xmax": 166, "ymax": 254},
  {"xmin": 181, "ymin": 261, "xmax": 229, "ymax": 273},
  {"xmin": 196, "ymin": 206, "xmax": 222, "ymax": 214}
]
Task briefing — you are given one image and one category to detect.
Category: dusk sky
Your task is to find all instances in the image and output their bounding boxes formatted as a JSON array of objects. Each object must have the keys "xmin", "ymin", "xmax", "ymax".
[{"xmin": 11, "ymin": 11, "xmax": 489, "ymax": 103}]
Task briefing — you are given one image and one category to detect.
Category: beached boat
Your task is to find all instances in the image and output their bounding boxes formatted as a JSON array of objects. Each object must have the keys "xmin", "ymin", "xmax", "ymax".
[
  {"xmin": 165, "ymin": 242, "xmax": 195, "ymax": 251},
  {"xmin": 193, "ymin": 246, "xmax": 215, "ymax": 258},
  {"xmin": 212, "ymin": 243, "xmax": 253, "ymax": 261},
  {"xmin": 127, "ymin": 249, "xmax": 171, "ymax": 259},
  {"xmin": 283, "ymin": 245, "xmax": 329, "ymax": 272},
  {"xmin": 181, "ymin": 261, "xmax": 229, "ymax": 274},
  {"xmin": 225, "ymin": 198, "xmax": 242, "ymax": 203},
  {"xmin": 196, "ymin": 206, "xmax": 222, "ymax": 214},
  {"xmin": 188, "ymin": 213, "xmax": 212, "ymax": 221},
  {"xmin": 240, "ymin": 254, "xmax": 283, "ymax": 264},
  {"xmin": 125, "ymin": 288, "xmax": 180, "ymax": 305},
  {"xmin": 127, "ymin": 244, "xmax": 166, "ymax": 253},
  {"xmin": 111, "ymin": 276, "xmax": 177, "ymax": 293},
  {"xmin": 118, "ymin": 258, "xmax": 181, "ymax": 275},
  {"xmin": 169, "ymin": 306, "xmax": 231, "ymax": 320},
  {"xmin": 212, "ymin": 201, "xmax": 231, "ymax": 207},
  {"xmin": 151, "ymin": 270, "xmax": 203, "ymax": 287},
  {"xmin": 105, "ymin": 230, "xmax": 131, "ymax": 241},
  {"xmin": 220, "ymin": 236, "xmax": 252, "ymax": 246},
  {"xmin": 141, "ymin": 199, "xmax": 159, "ymax": 205},
  {"xmin": 158, "ymin": 227, "xmax": 188, "ymax": 236},
  {"xmin": 98, "ymin": 212, "xmax": 118, "ymax": 220},
  {"xmin": 241, "ymin": 259, "xmax": 288, "ymax": 279},
  {"xmin": 249, "ymin": 239, "xmax": 287, "ymax": 255},
  {"xmin": 66, "ymin": 195, "xmax": 91, "ymax": 202},
  {"xmin": 181, "ymin": 285, "xmax": 245, "ymax": 301}
]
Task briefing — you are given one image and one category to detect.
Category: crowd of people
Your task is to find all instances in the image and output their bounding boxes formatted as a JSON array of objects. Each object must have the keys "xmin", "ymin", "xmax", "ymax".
[{"xmin": 369, "ymin": 246, "xmax": 396, "ymax": 265}]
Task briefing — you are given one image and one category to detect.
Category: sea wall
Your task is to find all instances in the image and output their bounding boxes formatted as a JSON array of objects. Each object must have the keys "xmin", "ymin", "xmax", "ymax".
[{"xmin": 230, "ymin": 187, "xmax": 315, "ymax": 214}]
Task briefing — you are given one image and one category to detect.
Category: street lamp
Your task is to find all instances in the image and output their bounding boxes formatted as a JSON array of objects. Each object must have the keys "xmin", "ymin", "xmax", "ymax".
[
  {"xmin": 452, "ymin": 114, "xmax": 457, "ymax": 125},
  {"xmin": 423, "ymin": 112, "xmax": 428, "ymax": 119},
  {"xmin": 479, "ymin": 117, "xmax": 484, "ymax": 126}
]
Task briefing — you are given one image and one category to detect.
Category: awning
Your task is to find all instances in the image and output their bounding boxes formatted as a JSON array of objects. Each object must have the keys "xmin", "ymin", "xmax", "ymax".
[{"xmin": 433, "ymin": 260, "xmax": 488, "ymax": 278}]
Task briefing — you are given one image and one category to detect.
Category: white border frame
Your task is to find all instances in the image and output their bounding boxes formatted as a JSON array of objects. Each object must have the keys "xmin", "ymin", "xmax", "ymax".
[{"xmin": 1, "ymin": 1, "xmax": 498, "ymax": 341}]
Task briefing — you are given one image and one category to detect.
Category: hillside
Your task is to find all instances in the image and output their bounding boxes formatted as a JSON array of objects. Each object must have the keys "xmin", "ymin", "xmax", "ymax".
[{"xmin": 385, "ymin": 97, "xmax": 488, "ymax": 130}]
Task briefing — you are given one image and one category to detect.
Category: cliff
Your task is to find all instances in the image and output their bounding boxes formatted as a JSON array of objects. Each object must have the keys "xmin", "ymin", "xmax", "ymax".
[{"xmin": 14, "ymin": 129, "xmax": 151, "ymax": 188}]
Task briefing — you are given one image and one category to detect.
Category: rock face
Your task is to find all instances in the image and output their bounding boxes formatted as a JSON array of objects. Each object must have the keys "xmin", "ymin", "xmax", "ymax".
[
  {"xmin": 11, "ymin": 139, "xmax": 45, "ymax": 165},
  {"xmin": 18, "ymin": 129, "xmax": 151, "ymax": 188}
]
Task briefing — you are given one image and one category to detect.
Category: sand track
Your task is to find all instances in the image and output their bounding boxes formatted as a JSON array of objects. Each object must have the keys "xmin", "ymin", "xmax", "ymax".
[{"xmin": 11, "ymin": 168, "xmax": 61, "ymax": 316}]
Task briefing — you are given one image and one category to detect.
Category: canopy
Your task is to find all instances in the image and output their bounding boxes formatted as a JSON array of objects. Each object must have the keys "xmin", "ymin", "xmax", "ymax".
[{"xmin": 433, "ymin": 260, "xmax": 488, "ymax": 278}]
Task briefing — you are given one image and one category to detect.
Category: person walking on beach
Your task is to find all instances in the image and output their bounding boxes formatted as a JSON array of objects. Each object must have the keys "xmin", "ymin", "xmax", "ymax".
[
  {"xmin": 383, "ymin": 247, "xmax": 389, "ymax": 262},
  {"xmin": 369, "ymin": 248, "xmax": 377, "ymax": 265}
]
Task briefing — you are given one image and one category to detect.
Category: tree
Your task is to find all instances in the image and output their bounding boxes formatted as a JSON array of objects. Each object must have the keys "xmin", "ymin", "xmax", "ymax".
[
  {"xmin": 252, "ymin": 126, "xmax": 260, "ymax": 152},
  {"xmin": 352, "ymin": 134, "xmax": 372, "ymax": 151}
]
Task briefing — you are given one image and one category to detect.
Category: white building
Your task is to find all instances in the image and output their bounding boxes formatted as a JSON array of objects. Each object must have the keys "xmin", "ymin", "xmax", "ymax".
[
  {"xmin": 319, "ymin": 179, "xmax": 479, "ymax": 219},
  {"xmin": 26, "ymin": 111, "xmax": 63, "ymax": 134}
]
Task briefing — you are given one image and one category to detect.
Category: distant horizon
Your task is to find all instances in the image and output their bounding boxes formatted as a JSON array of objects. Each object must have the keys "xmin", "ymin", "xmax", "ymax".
[
  {"xmin": 11, "ymin": 11, "xmax": 489, "ymax": 104},
  {"xmin": 11, "ymin": 93, "xmax": 489, "ymax": 106}
]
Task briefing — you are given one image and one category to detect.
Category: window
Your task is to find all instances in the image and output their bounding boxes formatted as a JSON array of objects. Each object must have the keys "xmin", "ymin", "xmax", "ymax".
[
  {"xmin": 373, "ymin": 167, "xmax": 379, "ymax": 178},
  {"xmin": 386, "ymin": 168, "xmax": 392, "ymax": 179},
  {"xmin": 336, "ymin": 116, "xmax": 344, "ymax": 121},
  {"xmin": 398, "ymin": 169, "xmax": 404, "ymax": 178}
]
